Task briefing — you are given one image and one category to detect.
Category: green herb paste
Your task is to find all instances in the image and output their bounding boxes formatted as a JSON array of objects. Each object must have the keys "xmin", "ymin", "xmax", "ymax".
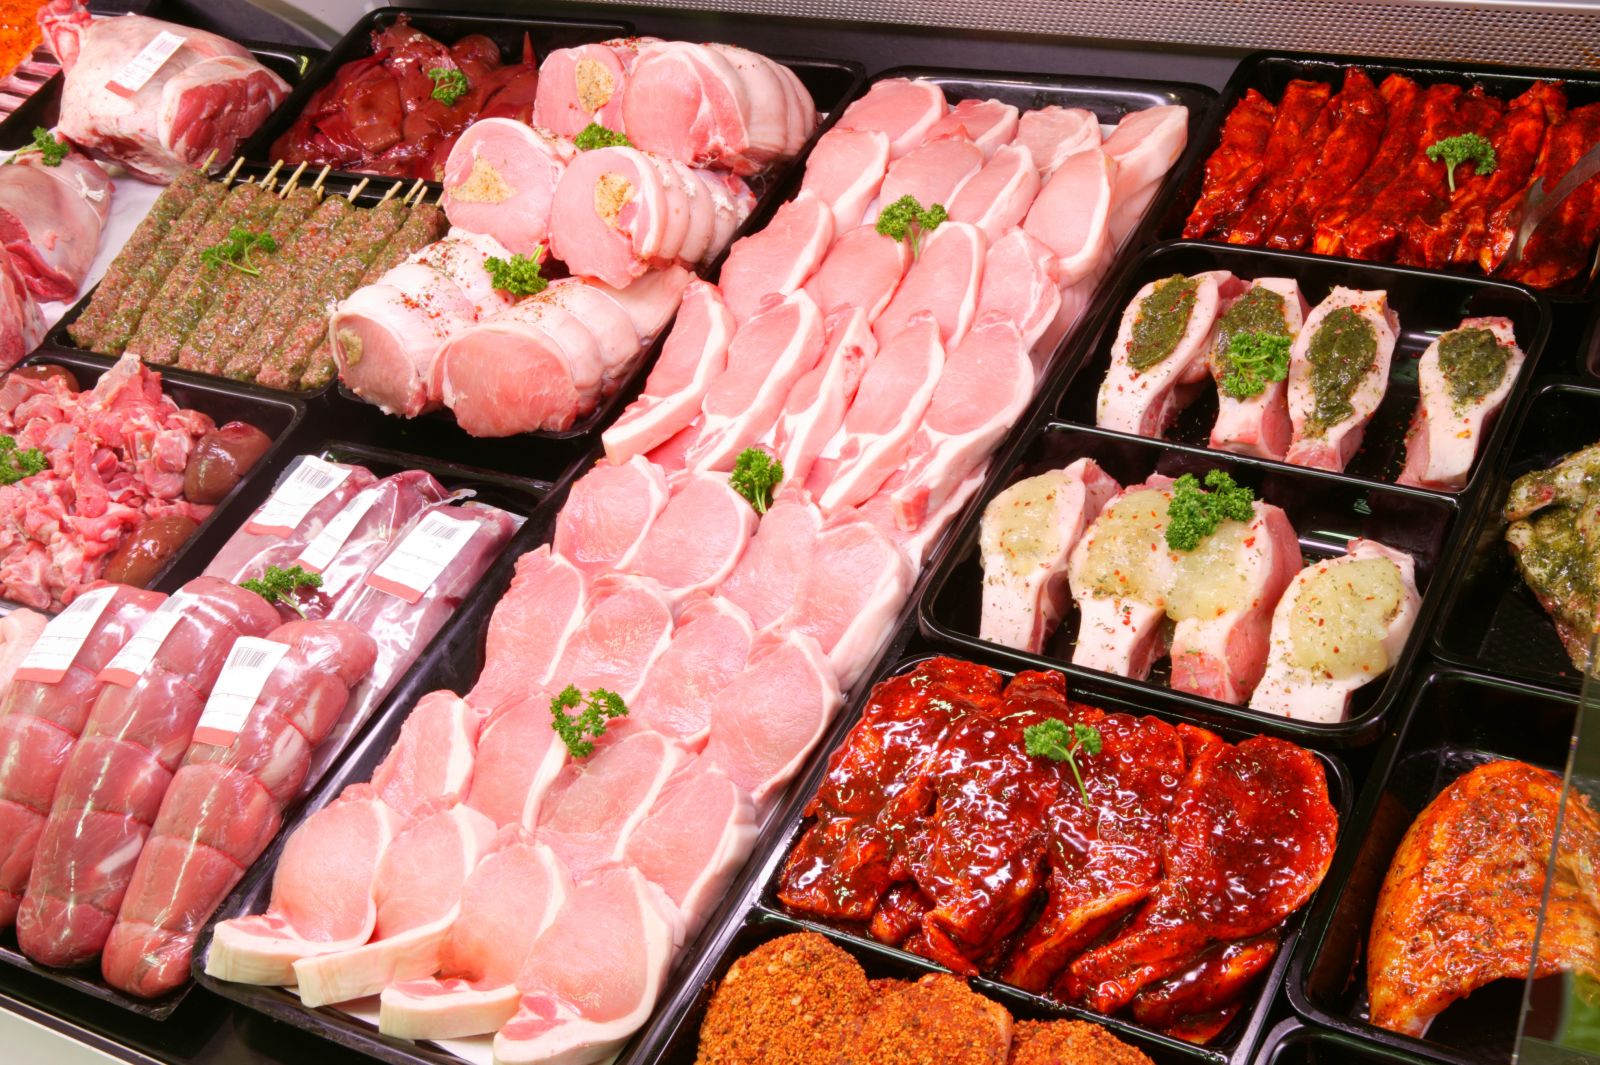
[
  {"xmin": 1305, "ymin": 306, "xmax": 1377, "ymax": 435},
  {"xmin": 1128, "ymin": 274, "xmax": 1200, "ymax": 373},
  {"xmin": 1437, "ymin": 326, "xmax": 1507, "ymax": 410}
]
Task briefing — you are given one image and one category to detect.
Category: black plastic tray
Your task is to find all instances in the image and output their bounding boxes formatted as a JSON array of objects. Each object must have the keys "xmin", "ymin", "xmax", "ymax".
[
  {"xmin": 1254, "ymin": 1018, "xmax": 1435, "ymax": 1065},
  {"xmin": 1051, "ymin": 241, "xmax": 1550, "ymax": 500},
  {"xmin": 620, "ymin": 650, "xmax": 1352, "ymax": 1065},
  {"xmin": 10, "ymin": 348, "xmax": 304, "ymax": 613},
  {"xmin": 1431, "ymin": 380, "xmax": 1600, "ymax": 692},
  {"xmin": 1145, "ymin": 50, "xmax": 1600, "ymax": 304},
  {"xmin": 919, "ymin": 419, "xmax": 1460, "ymax": 747},
  {"xmin": 1288, "ymin": 667, "xmax": 1580, "ymax": 1065},
  {"xmin": 0, "ymin": 439, "xmax": 550, "ymax": 1019}
]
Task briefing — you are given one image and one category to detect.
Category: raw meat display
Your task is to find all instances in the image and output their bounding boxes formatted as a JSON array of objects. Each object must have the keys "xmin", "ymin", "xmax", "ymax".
[
  {"xmin": 0, "ymin": 253, "xmax": 44, "ymax": 371},
  {"xmin": 0, "ymin": 145, "xmax": 112, "ymax": 301},
  {"xmin": 1368, "ymin": 760, "xmax": 1600, "ymax": 1037},
  {"xmin": 1504, "ymin": 438, "xmax": 1600, "ymax": 669},
  {"xmin": 776, "ymin": 657, "xmax": 1338, "ymax": 1043},
  {"xmin": 0, "ymin": 356, "xmax": 271, "ymax": 610},
  {"xmin": 533, "ymin": 38, "xmax": 652, "ymax": 138},
  {"xmin": 1398, "ymin": 316, "xmax": 1525, "ymax": 490},
  {"xmin": 1185, "ymin": 68, "xmax": 1600, "ymax": 289},
  {"xmin": 39, "ymin": 0, "xmax": 289, "ymax": 183},
  {"xmin": 0, "ymin": 608, "xmax": 44, "ymax": 696},
  {"xmin": 67, "ymin": 167, "xmax": 449, "ymax": 391},
  {"xmin": 1283, "ymin": 286, "xmax": 1400, "ymax": 471}
]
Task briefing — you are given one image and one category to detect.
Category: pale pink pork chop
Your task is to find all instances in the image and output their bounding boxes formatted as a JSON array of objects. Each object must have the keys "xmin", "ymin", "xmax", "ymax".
[
  {"xmin": 889, "ymin": 312, "xmax": 1035, "ymax": 532},
  {"xmin": 204, "ymin": 786, "xmax": 402, "ymax": 986},
  {"xmin": 533, "ymin": 38, "xmax": 653, "ymax": 137},
  {"xmin": 1014, "ymin": 105, "xmax": 1103, "ymax": 176},
  {"xmin": 379, "ymin": 831, "xmax": 569, "ymax": 1041},
  {"xmin": 926, "ymin": 97, "xmax": 1020, "ymax": 159},
  {"xmin": 494, "ymin": 864, "xmax": 681, "ymax": 1065},
  {"xmin": 624, "ymin": 758, "xmax": 756, "ymax": 938},
  {"xmin": 947, "ymin": 144, "xmax": 1042, "ymax": 242},
  {"xmin": 1209, "ymin": 278, "xmax": 1309, "ymax": 461},
  {"xmin": 836, "ymin": 77, "xmax": 948, "ymax": 158},
  {"xmin": 868, "ymin": 136, "xmax": 985, "ymax": 223},
  {"xmin": 716, "ymin": 492, "xmax": 824, "ymax": 631},
  {"xmin": 625, "ymin": 473, "xmax": 758, "ymax": 605},
  {"xmin": 369, "ymin": 691, "xmax": 481, "ymax": 819},
  {"xmin": 1399, "ymin": 316, "xmax": 1525, "ymax": 491},
  {"xmin": 553, "ymin": 456, "xmax": 670, "ymax": 576},
  {"xmin": 1096, "ymin": 270, "xmax": 1241, "ymax": 438},
  {"xmin": 543, "ymin": 574, "xmax": 675, "ymax": 705},
  {"xmin": 631, "ymin": 598, "xmax": 755, "ymax": 750},
  {"xmin": 603, "ymin": 281, "xmax": 736, "ymax": 465},
  {"xmin": 718, "ymin": 191, "xmax": 835, "ymax": 325},
  {"xmin": 798, "ymin": 127, "xmax": 891, "ymax": 234},
  {"xmin": 974, "ymin": 228, "xmax": 1062, "ymax": 367},
  {"xmin": 463, "ymin": 696, "xmax": 568, "ymax": 831},
  {"xmin": 441, "ymin": 119, "xmax": 575, "ymax": 256},
  {"xmin": 704, "ymin": 632, "xmax": 842, "ymax": 806},
  {"xmin": 778, "ymin": 518, "xmax": 913, "ymax": 690},
  {"xmin": 1023, "ymin": 146, "xmax": 1117, "ymax": 286},
  {"xmin": 772, "ymin": 309, "xmax": 878, "ymax": 488},
  {"xmin": 466, "ymin": 546, "xmax": 588, "ymax": 714},
  {"xmin": 292, "ymin": 802, "xmax": 497, "ymax": 1008},
  {"xmin": 1067, "ymin": 476, "xmax": 1180, "ymax": 679},
  {"xmin": 1168, "ymin": 501, "xmax": 1302, "ymax": 705},
  {"xmin": 814, "ymin": 313, "xmax": 946, "ymax": 514},
  {"xmin": 803, "ymin": 224, "xmax": 910, "ymax": 326},
  {"xmin": 1102, "ymin": 104, "xmax": 1189, "ymax": 246},
  {"xmin": 978, "ymin": 458, "xmax": 1121, "ymax": 654},
  {"xmin": 537, "ymin": 726, "xmax": 684, "ymax": 878},
  {"xmin": 685, "ymin": 290, "xmax": 825, "ymax": 473},
  {"xmin": 873, "ymin": 220, "xmax": 987, "ymax": 349},
  {"xmin": 1284, "ymin": 287, "xmax": 1400, "ymax": 472}
]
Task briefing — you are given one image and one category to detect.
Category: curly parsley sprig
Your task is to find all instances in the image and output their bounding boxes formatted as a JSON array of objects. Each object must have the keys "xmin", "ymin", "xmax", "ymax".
[
  {"xmin": 0, "ymin": 435, "xmax": 46, "ymax": 485},
  {"xmin": 428, "ymin": 67, "xmax": 469, "ymax": 106},
  {"xmin": 1425, "ymin": 133, "xmax": 1496, "ymax": 192},
  {"xmin": 729, "ymin": 447, "xmax": 783, "ymax": 514},
  {"xmin": 1218, "ymin": 331, "xmax": 1292, "ymax": 400},
  {"xmin": 201, "ymin": 227, "xmax": 279, "ymax": 277},
  {"xmin": 240, "ymin": 564, "xmax": 322, "ymax": 609},
  {"xmin": 485, "ymin": 252, "xmax": 548, "ymax": 297},
  {"xmin": 875, "ymin": 194, "xmax": 948, "ymax": 257},
  {"xmin": 1024, "ymin": 719, "xmax": 1103, "ymax": 804},
  {"xmin": 550, "ymin": 685, "xmax": 629, "ymax": 758},
  {"xmin": 14, "ymin": 128, "xmax": 68, "ymax": 167},
  {"xmin": 1164, "ymin": 470, "xmax": 1256, "ymax": 552},
  {"xmin": 574, "ymin": 122, "xmax": 630, "ymax": 151}
]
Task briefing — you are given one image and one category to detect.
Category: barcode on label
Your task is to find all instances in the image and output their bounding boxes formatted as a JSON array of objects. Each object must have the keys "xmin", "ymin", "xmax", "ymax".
[
  {"xmin": 15, "ymin": 586, "xmax": 118, "ymax": 684},
  {"xmin": 193, "ymin": 637, "xmax": 290, "ymax": 747},
  {"xmin": 245, "ymin": 457, "xmax": 351, "ymax": 538},
  {"xmin": 364, "ymin": 511, "xmax": 477, "ymax": 604},
  {"xmin": 99, "ymin": 594, "xmax": 187, "ymax": 687},
  {"xmin": 297, "ymin": 488, "xmax": 379, "ymax": 573},
  {"xmin": 105, "ymin": 31, "xmax": 186, "ymax": 99}
]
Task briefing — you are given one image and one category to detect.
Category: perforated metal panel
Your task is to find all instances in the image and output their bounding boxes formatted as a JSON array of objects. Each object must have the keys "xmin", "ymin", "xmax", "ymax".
[{"xmin": 575, "ymin": 0, "xmax": 1600, "ymax": 71}]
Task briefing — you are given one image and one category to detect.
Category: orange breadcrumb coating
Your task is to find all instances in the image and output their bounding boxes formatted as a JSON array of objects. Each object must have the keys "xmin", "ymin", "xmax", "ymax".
[
  {"xmin": 695, "ymin": 932, "xmax": 871, "ymax": 1065},
  {"xmin": 838, "ymin": 973, "xmax": 1011, "ymax": 1065},
  {"xmin": 1009, "ymin": 1019, "xmax": 1156, "ymax": 1065}
]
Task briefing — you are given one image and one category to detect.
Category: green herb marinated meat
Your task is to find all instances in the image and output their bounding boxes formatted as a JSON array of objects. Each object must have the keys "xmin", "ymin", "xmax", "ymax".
[
  {"xmin": 1304, "ymin": 306, "xmax": 1378, "ymax": 434},
  {"xmin": 256, "ymin": 197, "xmax": 408, "ymax": 390},
  {"xmin": 1128, "ymin": 275, "xmax": 1200, "ymax": 372},
  {"xmin": 176, "ymin": 185, "xmax": 323, "ymax": 375},
  {"xmin": 98, "ymin": 179, "xmax": 231, "ymax": 354},
  {"xmin": 1437, "ymin": 326, "xmax": 1509, "ymax": 409},
  {"xmin": 68, "ymin": 169, "xmax": 208, "ymax": 350},
  {"xmin": 1504, "ymin": 441, "xmax": 1600, "ymax": 669},
  {"xmin": 131, "ymin": 182, "xmax": 280, "ymax": 366}
]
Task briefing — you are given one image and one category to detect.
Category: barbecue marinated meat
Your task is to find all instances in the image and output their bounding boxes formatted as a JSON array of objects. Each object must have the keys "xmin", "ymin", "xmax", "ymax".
[
  {"xmin": 1063, "ymin": 737, "xmax": 1337, "ymax": 1014},
  {"xmin": 1267, "ymin": 68, "xmax": 1385, "ymax": 251},
  {"xmin": 1183, "ymin": 89, "xmax": 1275, "ymax": 239},
  {"xmin": 1224, "ymin": 79, "xmax": 1331, "ymax": 246},
  {"xmin": 1127, "ymin": 930, "xmax": 1281, "ymax": 1032},
  {"xmin": 1368, "ymin": 760, "xmax": 1600, "ymax": 1037},
  {"xmin": 1496, "ymin": 103, "xmax": 1600, "ymax": 288},
  {"xmin": 1504, "ymin": 441, "xmax": 1600, "ymax": 667}
]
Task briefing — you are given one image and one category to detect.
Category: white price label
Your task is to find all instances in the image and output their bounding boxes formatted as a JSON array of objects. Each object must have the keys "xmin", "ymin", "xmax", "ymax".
[
  {"xmin": 105, "ymin": 31, "xmax": 186, "ymax": 99},
  {"xmin": 192, "ymin": 637, "xmax": 290, "ymax": 747},
  {"xmin": 365, "ymin": 511, "xmax": 477, "ymax": 605},
  {"xmin": 297, "ymin": 488, "xmax": 379, "ymax": 574},
  {"xmin": 245, "ymin": 457, "xmax": 351, "ymax": 538},
  {"xmin": 99, "ymin": 594, "xmax": 186, "ymax": 687},
  {"xmin": 14, "ymin": 586, "xmax": 119, "ymax": 685}
]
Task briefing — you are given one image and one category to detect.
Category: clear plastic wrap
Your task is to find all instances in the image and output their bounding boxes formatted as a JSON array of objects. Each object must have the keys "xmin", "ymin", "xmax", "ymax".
[
  {"xmin": 203, "ymin": 457, "xmax": 380, "ymax": 585},
  {"xmin": 0, "ymin": 610, "xmax": 46, "ymax": 697}
]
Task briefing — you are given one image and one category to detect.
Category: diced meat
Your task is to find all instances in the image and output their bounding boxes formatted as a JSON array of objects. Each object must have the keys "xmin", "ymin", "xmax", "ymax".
[
  {"xmin": 204, "ymin": 786, "xmax": 403, "ymax": 986},
  {"xmin": 716, "ymin": 492, "xmax": 824, "ymax": 631},
  {"xmin": 836, "ymin": 77, "xmax": 948, "ymax": 159},
  {"xmin": 779, "ymin": 518, "xmax": 913, "ymax": 690},
  {"xmin": 292, "ymin": 803, "xmax": 497, "ymax": 1007},
  {"xmin": 773, "ymin": 309, "xmax": 878, "ymax": 488},
  {"xmin": 873, "ymin": 221, "xmax": 986, "ymax": 348},
  {"xmin": 871, "ymin": 137, "xmax": 986, "ymax": 222},
  {"xmin": 1209, "ymin": 278, "xmax": 1309, "ymax": 461},
  {"xmin": 624, "ymin": 758, "xmax": 755, "ymax": 937},
  {"xmin": 1067, "ymin": 479, "xmax": 1178, "ymax": 679},
  {"xmin": 800, "ymin": 127, "xmax": 891, "ymax": 234},
  {"xmin": 1014, "ymin": 106, "xmax": 1103, "ymax": 176},
  {"xmin": 718, "ymin": 192, "xmax": 835, "ymax": 325},
  {"xmin": 534, "ymin": 38, "xmax": 652, "ymax": 137},
  {"xmin": 947, "ymin": 144, "xmax": 1042, "ymax": 241},
  {"xmin": 926, "ymin": 98, "xmax": 1021, "ymax": 159},
  {"xmin": 537, "ymin": 726, "xmax": 684, "ymax": 878},
  {"xmin": 979, "ymin": 458, "xmax": 1120, "ymax": 653},
  {"xmin": 544, "ymin": 574, "xmax": 674, "ymax": 704},
  {"xmin": 467, "ymin": 546, "xmax": 588, "ymax": 714},
  {"xmin": 803, "ymin": 224, "xmax": 910, "ymax": 326},
  {"xmin": 1167, "ymin": 502, "xmax": 1302, "ymax": 705},
  {"xmin": 1250, "ymin": 540, "xmax": 1421, "ymax": 723},
  {"xmin": 1023, "ymin": 147, "xmax": 1117, "ymax": 285},
  {"xmin": 1399, "ymin": 316, "xmax": 1525, "ymax": 491},
  {"xmin": 554, "ymin": 456, "xmax": 670, "ymax": 576},
  {"xmin": 632, "ymin": 597, "xmax": 755, "ymax": 749},
  {"xmin": 603, "ymin": 281, "xmax": 735, "ymax": 465},
  {"xmin": 625, "ymin": 473, "xmax": 758, "ymax": 605},
  {"xmin": 441, "ymin": 118, "xmax": 575, "ymax": 256},
  {"xmin": 463, "ymin": 697, "xmax": 568, "ymax": 831},
  {"xmin": 1284, "ymin": 287, "xmax": 1400, "ymax": 472},
  {"xmin": 703, "ymin": 631, "xmax": 842, "ymax": 805},
  {"xmin": 974, "ymin": 228, "xmax": 1062, "ymax": 366},
  {"xmin": 1096, "ymin": 270, "xmax": 1240, "ymax": 438},
  {"xmin": 686, "ymin": 290, "xmax": 825, "ymax": 472},
  {"xmin": 0, "ymin": 149, "xmax": 113, "ymax": 300},
  {"xmin": 369, "ymin": 690, "xmax": 480, "ymax": 818}
]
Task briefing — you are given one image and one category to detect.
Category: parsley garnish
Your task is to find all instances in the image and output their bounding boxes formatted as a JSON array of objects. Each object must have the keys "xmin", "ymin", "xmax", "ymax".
[
  {"xmin": 1024, "ymin": 719, "xmax": 1102, "ymax": 804},
  {"xmin": 729, "ymin": 447, "xmax": 783, "ymax": 514},
  {"xmin": 1425, "ymin": 133, "xmax": 1496, "ymax": 192},
  {"xmin": 1164, "ymin": 470, "xmax": 1256, "ymax": 552},
  {"xmin": 549, "ymin": 684, "xmax": 629, "ymax": 758},
  {"xmin": 484, "ymin": 252, "xmax": 548, "ymax": 297},
  {"xmin": 874, "ymin": 194, "xmax": 947, "ymax": 256},
  {"xmin": 18, "ymin": 127, "xmax": 68, "ymax": 167},
  {"xmin": 201, "ymin": 227, "xmax": 279, "ymax": 277},
  {"xmin": 574, "ymin": 122, "xmax": 630, "ymax": 151},
  {"xmin": 240, "ymin": 564, "xmax": 323, "ymax": 606},
  {"xmin": 427, "ymin": 67, "xmax": 469, "ymax": 106},
  {"xmin": 0, "ymin": 435, "xmax": 46, "ymax": 484},
  {"xmin": 1219, "ymin": 331, "xmax": 1292, "ymax": 399}
]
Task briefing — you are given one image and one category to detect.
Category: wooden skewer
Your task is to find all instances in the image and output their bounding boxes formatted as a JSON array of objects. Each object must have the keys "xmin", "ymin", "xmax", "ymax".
[
  {"xmin": 403, "ymin": 178, "xmax": 426, "ymax": 206},
  {"xmin": 310, "ymin": 164, "xmax": 331, "ymax": 194},
  {"xmin": 346, "ymin": 177, "xmax": 371, "ymax": 202},
  {"xmin": 280, "ymin": 161, "xmax": 308, "ymax": 197},
  {"xmin": 377, "ymin": 180, "xmax": 403, "ymax": 205},
  {"xmin": 262, "ymin": 160, "xmax": 284, "ymax": 186},
  {"xmin": 223, "ymin": 157, "xmax": 245, "ymax": 184},
  {"xmin": 199, "ymin": 148, "xmax": 220, "ymax": 174}
]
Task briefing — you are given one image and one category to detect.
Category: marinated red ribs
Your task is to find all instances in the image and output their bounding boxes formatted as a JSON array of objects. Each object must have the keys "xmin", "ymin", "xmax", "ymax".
[
  {"xmin": 1495, "ymin": 103, "xmax": 1600, "ymax": 287},
  {"xmin": 1223, "ymin": 80, "xmax": 1332, "ymax": 246},
  {"xmin": 1183, "ymin": 89, "xmax": 1276, "ymax": 239},
  {"xmin": 1267, "ymin": 68, "xmax": 1385, "ymax": 250}
]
